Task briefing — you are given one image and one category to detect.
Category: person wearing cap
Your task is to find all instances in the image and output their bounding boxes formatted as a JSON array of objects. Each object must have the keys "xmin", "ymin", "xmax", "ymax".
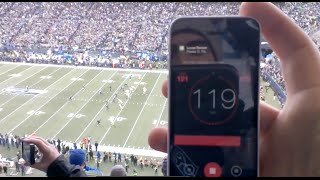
[
  {"xmin": 69, "ymin": 149, "xmax": 103, "ymax": 176},
  {"xmin": 22, "ymin": 135, "xmax": 87, "ymax": 177}
]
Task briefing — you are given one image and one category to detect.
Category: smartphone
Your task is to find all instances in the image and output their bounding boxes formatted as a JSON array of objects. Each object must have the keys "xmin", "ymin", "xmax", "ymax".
[
  {"xmin": 168, "ymin": 17, "xmax": 260, "ymax": 177},
  {"xmin": 22, "ymin": 141, "xmax": 36, "ymax": 165}
]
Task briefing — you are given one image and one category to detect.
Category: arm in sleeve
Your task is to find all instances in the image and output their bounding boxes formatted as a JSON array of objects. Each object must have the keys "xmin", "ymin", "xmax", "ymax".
[{"xmin": 47, "ymin": 155, "xmax": 87, "ymax": 177}]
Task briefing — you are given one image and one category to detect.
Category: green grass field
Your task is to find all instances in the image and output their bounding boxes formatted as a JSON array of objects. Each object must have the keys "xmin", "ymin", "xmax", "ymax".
[
  {"xmin": 0, "ymin": 62, "xmax": 283, "ymax": 176},
  {"xmin": 0, "ymin": 62, "xmax": 168, "ymax": 158}
]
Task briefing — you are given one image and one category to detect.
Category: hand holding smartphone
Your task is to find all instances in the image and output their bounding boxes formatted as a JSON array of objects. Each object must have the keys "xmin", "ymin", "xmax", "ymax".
[
  {"xmin": 168, "ymin": 17, "xmax": 260, "ymax": 177},
  {"xmin": 22, "ymin": 141, "xmax": 42, "ymax": 166}
]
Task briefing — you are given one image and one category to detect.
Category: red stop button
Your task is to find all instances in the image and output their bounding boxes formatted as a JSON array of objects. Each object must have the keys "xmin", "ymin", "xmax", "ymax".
[{"xmin": 204, "ymin": 162, "xmax": 222, "ymax": 177}]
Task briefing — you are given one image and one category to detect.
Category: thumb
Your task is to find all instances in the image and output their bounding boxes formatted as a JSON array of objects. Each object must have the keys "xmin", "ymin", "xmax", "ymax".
[
  {"xmin": 259, "ymin": 101, "xmax": 280, "ymax": 135},
  {"xmin": 259, "ymin": 101, "xmax": 280, "ymax": 176}
]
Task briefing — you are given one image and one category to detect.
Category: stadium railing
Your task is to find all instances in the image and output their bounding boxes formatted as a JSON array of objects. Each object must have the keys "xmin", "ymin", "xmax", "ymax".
[{"xmin": 262, "ymin": 71, "xmax": 287, "ymax": 104}]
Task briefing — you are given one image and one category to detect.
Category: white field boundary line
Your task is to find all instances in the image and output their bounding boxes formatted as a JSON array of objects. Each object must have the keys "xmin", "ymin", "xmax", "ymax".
[
  {"xmin": 0, "ymin": 68, "xmax": 79, "ymax": 125},
  {"xmin": 33, "ymin": 70, "xmax": 108, "ymax": 135},
  {"xmin": 64, "ymin": 142, "xmax": 167, "ymax": 158},
  {"xmin": 0, "ymin": 67, "xmax": 62, "ymax": 107},
  {"xmin": 74, "ymin": 70, "xmax": 133, "ymax": 143},
  {"xmin": 0, "ymin": 66, "xmax": 47, "ymax": 95},
  {"xmin": 98, "ymin": 72, "xmax": 147, "ymax": 144},
  {"xmin": 3, "ymin": 68, "xmax": 87, "ymax": 131},
  {"xmin": 27, "ymin": 89, "xmax": 164, "ymax": 97},
  {"xmin": 0, "ymin": 65, "xmax": 36, "ymax": 86},
  {"xmin": 122, "ymin": 73, "xmax": 161, "ymax": 147},
  {"xmin": 0, "ymin": 61, "xmax": 168, "ymax": 74},
  {"xmin": 148, "ymin": 99, "xmax": 167, "ymax": 150},
  {"xmin": 0, "ymin": 64, "xmax": 22, "ymax": 77},
  {"xmin": 50, "ymin": 70, "xmax": 117, "ymax": 139}
]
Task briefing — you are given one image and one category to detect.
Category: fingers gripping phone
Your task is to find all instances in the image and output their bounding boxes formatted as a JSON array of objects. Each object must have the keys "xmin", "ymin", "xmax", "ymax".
[
  {"xmin": 22, "ymin": 141, "xmax": 36, "ymax": 165},
  {"xmin": 22, "ymin": 141, "xmax": 41, "ymax": 165},
  {"xmin": 168, "ymin": 17, "xmax": 260, "ymax": 177}
]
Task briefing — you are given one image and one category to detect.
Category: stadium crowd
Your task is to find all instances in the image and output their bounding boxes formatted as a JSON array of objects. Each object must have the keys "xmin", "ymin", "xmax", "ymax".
[
  {"xmin": 0, "ymin": 2, "xmax": 319, "ymax": 93},
  {"xmin": 0, "ymin": 2, "xmax": 319, "ymax": 53},
  {"xmin": 0, "ymin": 132, "xmax": 164, "ymax": 176},
  {"xmin": 0, "ymin": 3, "xmax": 319, "ymax": 76},
  {"xmin": 1, "ymin": 2, "xmax": 320, "ymax": 177},
  {"xmin": 260, "ymin": 53, "xmax": 285, "ymax": 91}
]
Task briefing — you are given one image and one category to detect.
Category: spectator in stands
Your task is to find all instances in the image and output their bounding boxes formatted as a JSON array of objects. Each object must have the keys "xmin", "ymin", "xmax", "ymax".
[
  {"xmin": 17, "ymin": 151, "xmax": 21, "ymax": 161},
  {"xmin": 117, "ymin": 153, "xmax": 121, "ymax": 163},
  {"xmin": 148, "ymin": 2, "xmax": 320, "ymax": 177},
  {"xmin": 21, "ymin": 163, "xmax": 26, "ymax": 176},
  {"xmin": 96, "ymin": 151, "xmax": 101, "ymax": 163},
  {"xmin": 109, "ymin": 165, "xmax": 127, "ymax": 176},
  {"xmin": 3, "ymin": 164, "xmax": 7, "ymax": 176},
  {"xmin": 22, "ymin": 135, "xmax": 87, "ymax": 177},
  {"xmin": 130, "ymin": 154, "xmax": 134, "ymax": 165},
  {"xmin": 85, "ymin": 151, "xmax": 89, "ymax": 162},
  {"xmin": 94, "ymin": 141, "xmax": 98, "ymax": 152},
  {"xmin": 15, "ymin": 160, "xmax": 20, "ymax": 173},
  {"xmin": 68, "ymin": 149, "xmax": 102, "ymax": 176},
  {"xmin": 89, "ymin": 150, "xmax": 94, "ymax": 161},
  {"xmin": 161, "ymin": 157, "xmax": 167, "ymax": 176},
  {"xmin": 125, "ymin": 161, "xmax": 129, "ymax": 173},
  {"xmin": 0, "ymin": 163, "xmax": 3, "ymax": 174},
  {"xmin": 96, "ymin": 159, "xmax": 100, "ymax": 170},
  {"xmin": 154, "ymin": 165, "xmax": 158, "ymax": 176},
  {"xmin": 103, "ymin": 152, "xmax": 107, "ymax": 162},
  {"xmin": 65, "ymin": 145, "xmax": 70, "ymax": 154}
]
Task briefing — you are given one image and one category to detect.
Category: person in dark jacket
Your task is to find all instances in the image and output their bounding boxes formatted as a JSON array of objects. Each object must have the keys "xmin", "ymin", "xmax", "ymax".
[
  {"xmin": 94, "ymin": 141, "xmax": 98, "ymax": 152},
  {"xmin": 15, "ymin": 160, "xmax": 20, "ymax": 172},
  {"xmin": 23, "ymin": 135, "xmax": 87, "ymax": 177},
  {"xmin": 96, "ymin": 151, "xmax": 101, "ymax": 162},
  {"xmin": 89, "ymin": 150, "xmax": 94, "ymax": 161},
  {"xmin": 3, "ymin": 165, "xmax": 8, "ymax": 176},
  {"xmin": 161, "ymin": 156, "xmax": 167, "ymax": 176}
]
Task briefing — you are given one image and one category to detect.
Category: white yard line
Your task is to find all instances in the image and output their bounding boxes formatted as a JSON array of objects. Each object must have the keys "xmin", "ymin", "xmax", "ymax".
[
  {"xmin": 0, "ymin": 71, "xmax": 85, "ymax": 129},
  {"xmin": 148, "ymin": 99, "xmax": 167, "ymax": 150},
  {"xmin": 33, "ymin": 69, "xmax": 107, "ymax": 135},
  {"xmin": 0, "ymin": 68, "xmax": 78, "ymax": 124},
  {"xmin": 98, "ymin": 72, "xmax": 147, "ymax": 144},
  {"xmin": 0, "ymin": 65, "xmax": 21, "ymax": 77},
  {"xmin": 7, "ymin": 69, "xmax": 90, "ymax": 133},
  {"xmin": 0, "ymin": 61, "xmax": 168, "ymax": 74},
  {"xmin": 0, "ymin": 67, "xmax": 61, "ymax": 107},
  {"xmin": 155, "ymin": 99, "xmax": 167, "ymax": 127},
  {"xmin": 0, "ymin": 66, "xmax": 47, "ymax": 95},
  {"xmin": 74, "ymin": 70, "xmax": 133, "ymax": 143},
  {"xmin": 122, "ymin": 73, "xmax": 161, "ymax": 147},
  {"xmin": 0, "ymin": 65, "xmax": 36, "ymax": 86},
  {"xmin": 50, "ymin": 70, "xmax": 116, "ymax": 139}
]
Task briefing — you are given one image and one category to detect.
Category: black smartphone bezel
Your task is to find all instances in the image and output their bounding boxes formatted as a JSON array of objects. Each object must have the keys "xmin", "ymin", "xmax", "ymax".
[
  {"xmin": 168, "ymin": 16, "xmax": 261, "ymax": 177},
  {"xmin": 22, "ymin": 141, "xmax": 36, "ymax": 165}
]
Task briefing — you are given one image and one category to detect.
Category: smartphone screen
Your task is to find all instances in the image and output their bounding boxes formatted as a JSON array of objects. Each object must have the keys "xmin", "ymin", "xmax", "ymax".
[
  {"xmin": 168, "ymin": 17, "xmax": 260, "ymax": 177},
  {"xmin": 22, "ymin": 141, "xmax": 36, "ymax": 165}
]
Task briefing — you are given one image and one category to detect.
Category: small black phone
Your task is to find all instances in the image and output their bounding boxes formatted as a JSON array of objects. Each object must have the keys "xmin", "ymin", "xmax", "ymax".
[
  {"xmin": 22, "ymin": 141, "xmax": 36, "ymax": 165},
  {"xmin": 168, "ymin": 17, "xmax": 260, "ymax": 177}
]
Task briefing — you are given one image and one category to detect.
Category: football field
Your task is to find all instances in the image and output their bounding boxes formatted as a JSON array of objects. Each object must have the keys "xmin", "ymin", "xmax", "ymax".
[
  {"xmin": 0, "ymin": 62, "xmax": 282, "ymax": 159},
  {"xmin": 0, "ymin": 62, "xmax": 168, "ymax": 157}
]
